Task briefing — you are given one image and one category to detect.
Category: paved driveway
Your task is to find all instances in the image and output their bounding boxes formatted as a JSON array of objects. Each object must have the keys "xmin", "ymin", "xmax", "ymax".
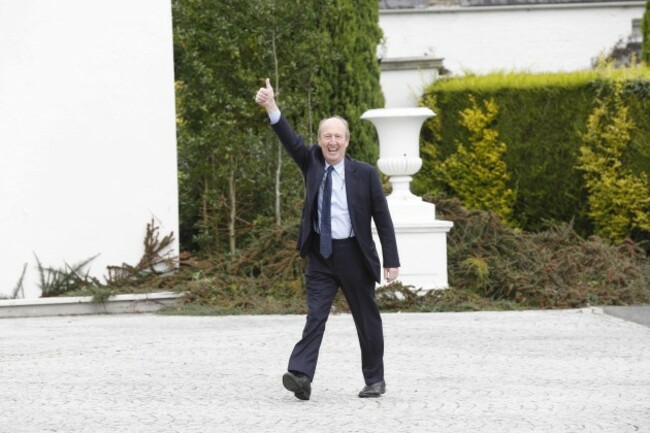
[{"xmin": 1, "ymin": 308, "xmax": 649, "ymax": 432}]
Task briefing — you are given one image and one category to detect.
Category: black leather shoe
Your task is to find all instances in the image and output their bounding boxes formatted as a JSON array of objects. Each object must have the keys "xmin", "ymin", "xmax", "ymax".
[
  {"xmin": 282, "ymin": 371, "xmax": 311, "ymax": 401},
  {"xmin": 358, "ymin": 380, "xmax": 386, "ymax": 398}
]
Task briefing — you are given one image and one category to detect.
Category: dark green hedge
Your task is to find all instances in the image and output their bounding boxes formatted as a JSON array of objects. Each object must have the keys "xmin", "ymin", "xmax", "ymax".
[{"xmin": 416, "ymin": 69, "xmax": 650, "ymax": 237}]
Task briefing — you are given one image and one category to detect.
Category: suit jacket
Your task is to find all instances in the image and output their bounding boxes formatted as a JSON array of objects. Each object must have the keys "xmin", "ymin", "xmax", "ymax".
[{"xmin": 272, "ymin": 115, "xmax": 400, "ymax": 283}]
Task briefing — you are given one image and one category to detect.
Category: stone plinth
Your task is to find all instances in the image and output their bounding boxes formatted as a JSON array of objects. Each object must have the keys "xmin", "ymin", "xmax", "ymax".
[{"xmin": 362, "ymin": 107, "xmax": 453, "ymax": 291}]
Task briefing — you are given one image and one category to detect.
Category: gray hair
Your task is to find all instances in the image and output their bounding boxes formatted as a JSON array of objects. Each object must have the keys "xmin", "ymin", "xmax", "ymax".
[{"xmin": 318, "ymin": 115, "xmax": 350, "ymax": 140}]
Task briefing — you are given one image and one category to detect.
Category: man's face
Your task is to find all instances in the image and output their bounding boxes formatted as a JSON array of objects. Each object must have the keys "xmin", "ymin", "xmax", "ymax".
[{"xmin": 318, "ymin": 118, "xmax": 349, "ymax": 165}]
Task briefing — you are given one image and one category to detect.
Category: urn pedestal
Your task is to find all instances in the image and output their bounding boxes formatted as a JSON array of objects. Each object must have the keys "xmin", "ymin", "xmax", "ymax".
[{"xmin": 362, "ymin": 107, "xmax": 453, "ymax": 290}]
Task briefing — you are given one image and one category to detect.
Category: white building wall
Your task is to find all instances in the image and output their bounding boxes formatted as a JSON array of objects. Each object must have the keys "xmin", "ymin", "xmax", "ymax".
[
  {"xmin": 0, "ymin": 0, "xmax": 179, "ymax": 298},
  {"xmin": 379, "ymin": 2, "xmax": 645, "ymax": 75},
  {"xmin": 381, "ymin": 66, "xmax": 441, "ymax": 107}
]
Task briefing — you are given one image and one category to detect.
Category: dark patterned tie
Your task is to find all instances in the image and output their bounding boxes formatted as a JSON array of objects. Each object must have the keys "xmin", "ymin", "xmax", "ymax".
[{"xmin": 320, "ymin": 166, "xmax": 334, "ymax": 258}]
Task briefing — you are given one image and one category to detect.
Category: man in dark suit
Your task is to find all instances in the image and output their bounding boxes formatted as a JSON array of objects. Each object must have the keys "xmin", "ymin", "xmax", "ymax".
[{"xmin": 255, "ymin": 79, "xmax": 400, "ymax": 400}]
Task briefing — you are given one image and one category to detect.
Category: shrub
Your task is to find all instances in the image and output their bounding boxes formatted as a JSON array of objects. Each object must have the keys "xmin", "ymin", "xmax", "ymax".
[
  {"xmin": 419, "ymin": 67, "xmax": 650, "ymax": 238},
  {"xmin": 437, "ymin": 96, "xmax": 516, "ymax": 225},
  {"xmin": 577, "ymin": 79, "xmax": 650, "ymax": 243},
  {"xmin": 435, "ymin": 197, "xmax": 650, "ymax": 308},
  {"xmin": 642, "ymin": 0, "xmax": 650, "ymax": 65},
  {"xmin": 172, "ymin": 198, "xmax": 650, "ymax": 312}
]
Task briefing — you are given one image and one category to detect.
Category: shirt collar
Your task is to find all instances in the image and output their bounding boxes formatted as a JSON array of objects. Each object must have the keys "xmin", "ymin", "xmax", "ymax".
[{"xmin": 325, "ymin": 159, "xmax": 345, "ymax": 175}]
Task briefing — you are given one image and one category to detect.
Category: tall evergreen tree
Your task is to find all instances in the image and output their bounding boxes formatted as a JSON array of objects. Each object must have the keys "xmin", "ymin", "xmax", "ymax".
[
  {"xmin": 313, "ymin": 0, "xmax": 385, "ymax": 164},
  {"xmin": 173, "ymin": 0, "xmax": 386, "ymax": 255},
  {"xmin": 173, "ymin": 0, "xmax": 274, "ymax": 254},
  {"xmin": 642, "ymin": 0, "xmax": 650, "ymax": 64}
]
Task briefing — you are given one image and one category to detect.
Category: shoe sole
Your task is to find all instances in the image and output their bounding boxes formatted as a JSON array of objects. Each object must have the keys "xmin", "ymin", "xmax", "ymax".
[
  {"xmin": 358, "ymin": 392, "xmax": 384, "ymax": 398},
  {"xmin": 282, "ymin": 373, "xmax": 309, "ymax": 401}
]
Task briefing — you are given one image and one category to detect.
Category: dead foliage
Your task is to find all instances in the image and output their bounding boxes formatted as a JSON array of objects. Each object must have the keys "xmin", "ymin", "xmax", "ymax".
[
  {"xmin": 173, "ymin": 219, "xmax": 309, "ymax": 313},
  {"xmin": 435, "ymin": 197, "xmax": 650, "ymax": 308},
  {"xmin": 82, "ymin": 199, "xmax": 650, "ymax": 313},
  {"xmin": 106, "ymin": 219, "xmax": 177, "ymax": 287}
]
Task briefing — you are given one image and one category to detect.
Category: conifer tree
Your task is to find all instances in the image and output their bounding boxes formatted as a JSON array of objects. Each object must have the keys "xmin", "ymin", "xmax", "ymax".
[
  {"xmin": 173, "ymin": 0, "xmax": 386, "ymax": 254},
  {"xmin": 438, "ymin": 97, "xmax": 516, "ymax": 225},
  {"xmin": 577, "ymin": 80, "xmax": 650, "ymax": 243},
  {"xmin": 313, "ymin": 0, "xmax": 385, "ymax": 164},
  {"xmin": 642, "ymin": 0, "xmax": 650, "ymax": 64}
]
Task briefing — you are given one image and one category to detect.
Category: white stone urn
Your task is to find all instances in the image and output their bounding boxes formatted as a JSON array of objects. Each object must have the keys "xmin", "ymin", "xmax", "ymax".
[
  {"xmin": 364, "ymin": 107, "xmax": 430, "ymax": 202},
  {"xmin": 362, "ymin": 107, "xmax": 453, "ymax": 290}
]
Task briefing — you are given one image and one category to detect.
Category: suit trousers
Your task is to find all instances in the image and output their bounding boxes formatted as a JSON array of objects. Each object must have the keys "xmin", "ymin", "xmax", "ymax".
[{"xmin": 287, "ymin": 235, "xmax": 385, "ymax": 385}]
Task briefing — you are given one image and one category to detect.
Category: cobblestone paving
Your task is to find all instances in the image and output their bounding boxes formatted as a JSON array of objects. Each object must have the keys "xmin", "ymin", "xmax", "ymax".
[{"xmin": 1, "ymin": 308, "xmax": 649, "ymax": 433}]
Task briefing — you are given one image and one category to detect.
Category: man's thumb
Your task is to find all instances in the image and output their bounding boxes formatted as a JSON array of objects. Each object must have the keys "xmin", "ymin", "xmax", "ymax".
[{"xmin": 265, "ymin": 78, "xmax": 271, "ymax": 90}]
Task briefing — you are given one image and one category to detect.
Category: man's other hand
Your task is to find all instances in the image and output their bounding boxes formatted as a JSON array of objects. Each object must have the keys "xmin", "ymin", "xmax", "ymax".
[{"xmin": 384, "ymin": 267, "xmax": 399, "ymax": 283}]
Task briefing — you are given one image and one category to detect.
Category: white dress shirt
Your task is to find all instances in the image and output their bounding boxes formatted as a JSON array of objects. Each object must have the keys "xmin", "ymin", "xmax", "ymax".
[{"xmin": 320, "ymin": 161, "xmax": 354, "ymax": 239}]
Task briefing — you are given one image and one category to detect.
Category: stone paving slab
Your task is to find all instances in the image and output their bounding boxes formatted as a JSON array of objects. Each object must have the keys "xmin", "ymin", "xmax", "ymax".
[
  {"xmin": 1, "ymin": 308, "xmax": 649, "ymax": 433},
  {"xmin": 603, "ymin": 305, "xmax": 650, "ymax": 328}
]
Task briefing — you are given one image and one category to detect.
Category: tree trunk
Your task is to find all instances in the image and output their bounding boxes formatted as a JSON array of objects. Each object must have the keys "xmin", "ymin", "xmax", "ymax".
[
  {"xmin": 275, "ymin": 146, "xmax": 282, "ymax": 226},
  {"xmin": 228, "ymin": 168, "xmax": 236, "ymax": 254},
  {"xmin": 272, "ymin": 31, "xmax": 283, "ymax": 226}
]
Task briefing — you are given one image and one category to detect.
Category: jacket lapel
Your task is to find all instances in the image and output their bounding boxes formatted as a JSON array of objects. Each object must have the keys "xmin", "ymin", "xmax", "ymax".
[
  {"xmin": 344, "ymin": 156, "xmax": 358, "ymax": 221},
  {"xmin": 308, "ymin": 146, "xmax": 326, "ymax": 204}
]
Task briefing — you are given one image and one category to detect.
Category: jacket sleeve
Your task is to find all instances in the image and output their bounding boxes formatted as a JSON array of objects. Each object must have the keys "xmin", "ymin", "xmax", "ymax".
[
  {"xmin": 369, "ymin": 169, "xmax": 400, "ymax": 268},
  {"xmin": 271, "ymin": 114, "xmax": 310, "ymax": 174}
]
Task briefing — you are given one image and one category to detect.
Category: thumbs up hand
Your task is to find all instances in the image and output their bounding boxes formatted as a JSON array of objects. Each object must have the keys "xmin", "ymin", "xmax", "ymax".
[{"xmin": 255, "ymin": 78, "xmax": 278, "ymax": 112}]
